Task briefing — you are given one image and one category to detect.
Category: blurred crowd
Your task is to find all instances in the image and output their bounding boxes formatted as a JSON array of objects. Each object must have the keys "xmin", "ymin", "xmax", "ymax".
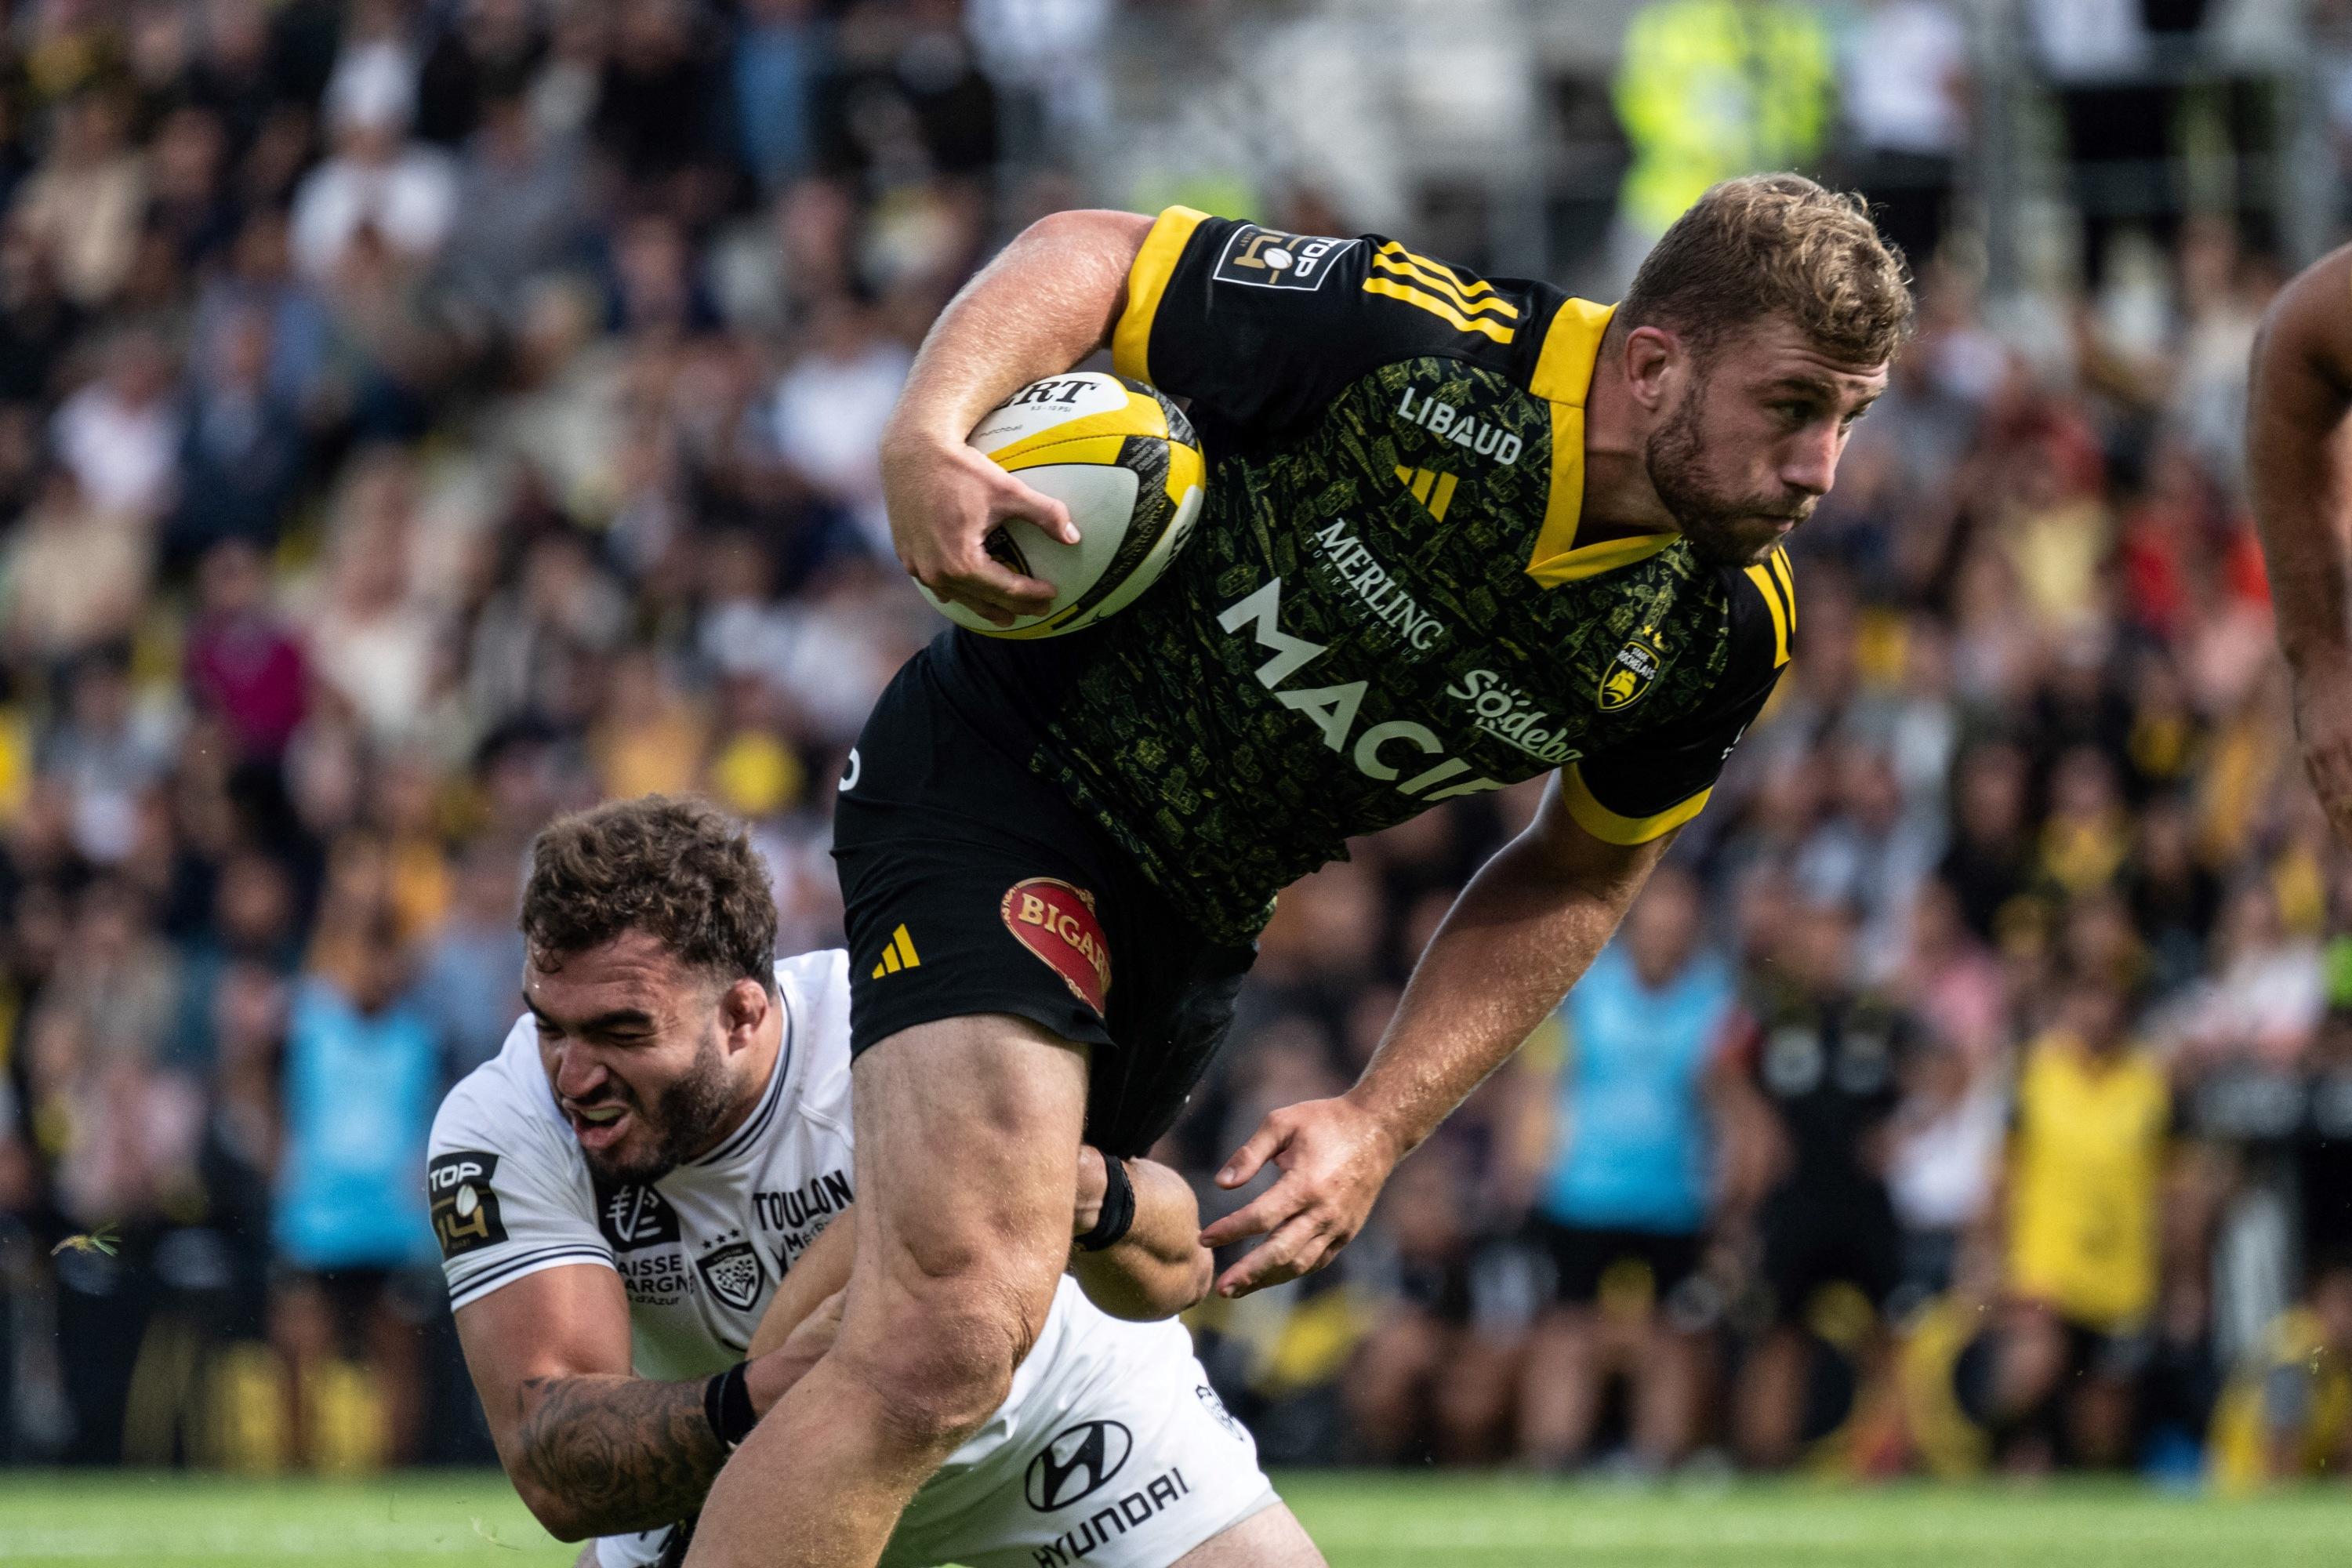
[
  {"xmin": 0, "ymin": 0, "xmax": 2346, "ymax": 1496},
  {"xmin": 0, "ymin": 0, "xmax": 1048, "ymax": 1469}
]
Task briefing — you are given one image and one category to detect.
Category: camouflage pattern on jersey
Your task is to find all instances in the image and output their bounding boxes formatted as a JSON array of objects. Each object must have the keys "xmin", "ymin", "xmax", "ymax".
[{"xmin": 1025, "ymin": 355, "xmax": 1738, "ymax": 946}]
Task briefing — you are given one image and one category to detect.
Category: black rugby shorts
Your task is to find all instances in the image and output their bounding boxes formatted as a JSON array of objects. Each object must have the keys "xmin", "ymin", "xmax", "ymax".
[{"xmin": 833, "ymin": 651, "xmax": 1256, "ymax": 1156}]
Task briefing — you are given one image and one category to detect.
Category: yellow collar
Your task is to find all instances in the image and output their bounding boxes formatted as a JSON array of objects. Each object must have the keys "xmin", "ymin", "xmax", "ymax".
[{"xmin": 1525, "ymin": 299, "xmax": 1680, "ymax": 586}]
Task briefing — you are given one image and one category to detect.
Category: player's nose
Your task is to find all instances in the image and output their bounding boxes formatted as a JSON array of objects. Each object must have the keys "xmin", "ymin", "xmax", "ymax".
[
  {"xmin": 550, "ymin": 1047, "xmax": 611, "ymax": 1103},
  {"xmin": 1780, "ymin": 426, "xmax": 1840, "ymax": 499}
]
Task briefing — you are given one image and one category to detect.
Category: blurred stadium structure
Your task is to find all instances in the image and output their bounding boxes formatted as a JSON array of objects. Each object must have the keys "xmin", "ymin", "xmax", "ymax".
[{"xmin": 2, "ymin": 0, "xmax": 2352, "ymax": 1499}]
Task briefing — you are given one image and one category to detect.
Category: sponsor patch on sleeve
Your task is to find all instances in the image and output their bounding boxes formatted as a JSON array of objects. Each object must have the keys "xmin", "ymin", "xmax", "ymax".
[
  {"xmin": 1000, "ymin": 878, "xmax": 1113, "ymax": 1015},
  {"xmin": 1210, "ymin": 225, "xmax": 1356, "ymax": 292},
  {"xmin": 428, "ymin": 1150, "xmax": 508, "ymax": 1259}
]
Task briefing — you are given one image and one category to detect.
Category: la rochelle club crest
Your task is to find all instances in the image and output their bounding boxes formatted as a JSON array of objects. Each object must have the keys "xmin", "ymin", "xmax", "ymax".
[{"xmin": 1598, "ymin": 628, "xmax": 1667, "ymax": 712}]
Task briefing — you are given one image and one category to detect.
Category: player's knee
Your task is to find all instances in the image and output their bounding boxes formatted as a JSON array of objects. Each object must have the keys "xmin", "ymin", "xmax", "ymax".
[
  {"xmin": 855, "ymin": 1272, "xmax": 1049, "ymax": 1454},
  {"xmin": 860, "ymin": 1319, "xmax": 1017, "ymax": 1454}
]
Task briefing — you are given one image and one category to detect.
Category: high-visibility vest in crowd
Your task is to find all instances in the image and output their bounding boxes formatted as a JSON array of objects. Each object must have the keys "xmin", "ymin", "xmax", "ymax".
[{"xmin": 1613, "ymin": 0, "xmax": 1835, "ymax": 237}]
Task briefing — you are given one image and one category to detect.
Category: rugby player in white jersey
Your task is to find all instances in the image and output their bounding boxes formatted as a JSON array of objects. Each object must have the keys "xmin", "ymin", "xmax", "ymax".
[{"xmin": 431, "ymin": 797, "xmax": 1322, "ymax": 1567}]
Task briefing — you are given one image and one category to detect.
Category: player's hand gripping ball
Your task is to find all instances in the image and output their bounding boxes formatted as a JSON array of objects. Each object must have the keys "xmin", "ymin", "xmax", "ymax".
[{"xmin": 926, "ymin": 372, "xmax": 1205, "ymax": 638}]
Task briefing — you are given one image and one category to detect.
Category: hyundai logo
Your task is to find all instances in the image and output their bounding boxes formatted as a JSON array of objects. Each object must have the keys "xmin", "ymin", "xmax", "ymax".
[{"xmin": 1024, "ymin": 1420, "xmax": 1133, "ymax": 1512}]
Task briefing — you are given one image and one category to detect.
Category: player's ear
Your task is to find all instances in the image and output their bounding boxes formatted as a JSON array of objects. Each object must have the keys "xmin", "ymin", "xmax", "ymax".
[
  {"xmin": 1621, "ymin": 323, "xmax": 1682, "ymax": 415},
  {"xmin": 717, "ymin": 975, "xmax": 770, "ymax": 1045}
]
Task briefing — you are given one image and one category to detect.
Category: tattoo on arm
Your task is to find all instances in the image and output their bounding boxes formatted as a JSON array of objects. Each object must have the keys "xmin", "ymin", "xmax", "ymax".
[{"xmin": 516, "ymin": 1373, "xmax": 724, "ymax": 1536}]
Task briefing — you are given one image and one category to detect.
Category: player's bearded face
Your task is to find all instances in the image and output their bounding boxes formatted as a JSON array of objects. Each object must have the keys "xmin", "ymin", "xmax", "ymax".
[
  {"xmin": 528, "ymin": 938, "xmax": 751, "ymax": 1185},
  {"xmin": 1642, "ymin": 323, "xmax": 1887, "ymax": 566},
  {"xmin": 571, "ymin": 1026, "xmax": 736, "ymax": 1185},
  {"xmin": 1643, "ymin": 373, "xmax": 1817, "ymax": 566}
]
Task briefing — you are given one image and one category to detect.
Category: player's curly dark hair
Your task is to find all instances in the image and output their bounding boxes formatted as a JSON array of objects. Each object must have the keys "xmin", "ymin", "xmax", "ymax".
[
  {"xmin": 521, "ymin": 795, "xmax": 777, "ymax": 989},
  {"xmin": 1622, "ymin": 173, "xmax": 1914, "ymax": 367}
]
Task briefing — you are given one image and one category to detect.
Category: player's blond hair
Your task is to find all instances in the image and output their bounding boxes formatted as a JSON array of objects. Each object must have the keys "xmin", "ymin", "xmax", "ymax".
[{"xmin": 1622, "ymin": 174, "xmax": 1913, "ymax": 367}]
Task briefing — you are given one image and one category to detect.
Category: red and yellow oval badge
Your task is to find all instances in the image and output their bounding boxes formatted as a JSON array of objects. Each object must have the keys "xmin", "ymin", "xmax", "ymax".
[{"xmin": 1000, "ymin": 878, "xmax": 1112, "ymax": 1014}]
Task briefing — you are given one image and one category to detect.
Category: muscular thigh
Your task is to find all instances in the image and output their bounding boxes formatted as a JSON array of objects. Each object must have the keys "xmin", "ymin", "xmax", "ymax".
[
  {"xmin": 834, "ymin": 659, "xmax": 1254, "ymax": 1158},
  {"xmin": 1171, "ymin": 1504, "xmax": 1326, "ymax": 1568},
  {"xmin": 844, "ymin": 1013, "xmax": 1091, "ymax": 1331}
]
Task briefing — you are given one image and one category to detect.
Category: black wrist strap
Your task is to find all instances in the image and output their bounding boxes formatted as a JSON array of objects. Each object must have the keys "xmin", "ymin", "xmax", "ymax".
[
  {"xmin": 1074, "ymin": 1150, "xmax": 1137, "ymax": 1253},
  {"xmin": 702, "ymin": 1360, "xmax": 756, "ymax": 1450}
]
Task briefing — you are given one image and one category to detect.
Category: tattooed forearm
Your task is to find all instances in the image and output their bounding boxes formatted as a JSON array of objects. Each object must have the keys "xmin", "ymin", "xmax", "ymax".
[{"xmin": 514, "ymin": 1373, "xmax": 724, "ymax": 1536}]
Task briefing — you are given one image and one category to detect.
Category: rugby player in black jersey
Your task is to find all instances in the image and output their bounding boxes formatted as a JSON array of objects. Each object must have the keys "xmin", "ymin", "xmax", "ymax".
[{"xmin": 687, "ymin": 175, "xmax": 1910, "ymax": 1568}]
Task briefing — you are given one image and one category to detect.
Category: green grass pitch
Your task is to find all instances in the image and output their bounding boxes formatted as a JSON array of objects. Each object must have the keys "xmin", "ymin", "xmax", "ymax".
[{"xmin": 0, "ymin": 1471, "xmax": 2347, "ymax": 1566}]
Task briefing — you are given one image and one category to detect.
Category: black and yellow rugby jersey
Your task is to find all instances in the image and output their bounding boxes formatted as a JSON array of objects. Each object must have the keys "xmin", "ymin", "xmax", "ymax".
[{"xmin": 931, "ymin": 205, "xmax": 1795, "ymax": 946}]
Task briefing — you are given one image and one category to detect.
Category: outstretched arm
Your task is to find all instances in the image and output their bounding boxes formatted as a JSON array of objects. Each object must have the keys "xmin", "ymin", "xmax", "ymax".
[
  {"xmin": 880, "ymin": 208, "xmax": 1153, "ymax": 624},
  {"xmin": 1203, "ymin": 775, "xmax": 1670, "ymax": 1295},
  {"xmin": 454, "ymin": 1265, "xmax": 806, "ymax": 1541},
  {"xmin": 2251, "ymin": 245, "xmax": 2352, "ymax": 843}
]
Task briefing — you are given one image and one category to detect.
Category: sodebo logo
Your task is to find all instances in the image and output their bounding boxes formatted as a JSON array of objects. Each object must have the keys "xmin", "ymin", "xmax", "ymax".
[{"xmin": 1445, "ymin": 670, "xmax": 1579, "ymax": 764}]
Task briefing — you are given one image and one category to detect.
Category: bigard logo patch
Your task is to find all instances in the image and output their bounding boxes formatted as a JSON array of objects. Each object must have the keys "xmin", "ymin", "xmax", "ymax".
[
  {"xmin": 1598, "ymin": 630, "xmax": 1666, "ymax": 713},
  {"xmin": 1001, "ymin": 878, "xmax": 1112, "ymax": 1014},
  {"xmin": 695, "ymin": 1236, "xmax": 766, "ymax": 1312},
  {"xmin": 428, "ymin": 1150, "xmax": 507, "ymax": 1258},
  {"xmin": 1025, "ymin": 1420, "xmax": 1134, "ymax": 1512}
]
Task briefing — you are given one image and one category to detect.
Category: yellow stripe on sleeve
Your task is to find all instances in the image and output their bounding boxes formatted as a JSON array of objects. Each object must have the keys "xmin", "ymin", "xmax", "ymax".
[
  {"xmin": 1769, "ymin": 547, "xmax": 1798, "ymax": 637},
  {"xmin": 1745, "ymin": 564, "xmax": 1791, "ymax": 667},
  {"xmin": 1559, "ymin": 763, "xmax": 1713, "ymax": 846},
  {"xmin": 1112, "ymin": 206, "xmax": 1209, "ymax": 386},
  {"xmin": 1374, "ymin": 241, "xmax": 1506, "ymax": 302},
  {"xmin": 1369, "ymin": 249, "xmax": 1520, "ymax": 319},
  {"xmin": 1360, "ymin": 277, "xmax": 1516, "ymax": 343}
]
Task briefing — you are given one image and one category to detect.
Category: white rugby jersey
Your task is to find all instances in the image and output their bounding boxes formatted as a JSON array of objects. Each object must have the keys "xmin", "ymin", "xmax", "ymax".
[
  {"xmin": 429, "ymin": 949, "xmax": 1089, "ymax": 1396},
  {"xmin": 428, "ymin": 948, "xmax": 1279, "ymax": 1568},
  {"xmin": 428, "ymin": 949, "xmax": 868, "ymax": 1379}
]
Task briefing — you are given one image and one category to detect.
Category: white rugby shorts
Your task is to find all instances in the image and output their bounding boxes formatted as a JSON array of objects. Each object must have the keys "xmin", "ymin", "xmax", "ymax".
[{"xmin": 598, "ymin": 1306, "xmax": 1277, "ymax": 1568}]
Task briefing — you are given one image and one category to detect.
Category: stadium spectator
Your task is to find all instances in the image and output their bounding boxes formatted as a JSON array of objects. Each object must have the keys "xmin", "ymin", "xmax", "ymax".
[
  {"xmin": 1610, "ymin": 0, "xmax": 1834, "ymax": 285},
  {"xmin": 1506, "ymin": 866, "xmax": 1746, "ymax": 1474},
  {"xmin": 1725, "ymin": 898, "xmax": 1910, "ymax": 1469},
  {"xmin": 413, "ymin": 840, "xmax": 526, "ymax": 1082},
  {"xmin": 436, "ymin": 88, "xmax": 589, "ymax": 325},
  {"xmin": 2206, "ymin": 1257, "xmax": 2352, "ymax": 1485},
  {"xmin": 51, "ymin": 326, "xmax": 182, "ymax": 524},
  {"xmin": 1835, "ymin": 0, "xmax": 1969, "ymax": 264},
  {"xmin": 289, "ymin": 48, "xmax": 457, "ymax": 283},
  {"xmin": 733, "ymin": 0, "xmax": 820, "ymax": 193},
  {"xmin": 1342, "ymin": 1145, "xmax": 1519, "ymax": 1466},
  {"xmin": 1989, "ymin": 968, "xmax": 2171, "ymax": 1469},
  {"xmin": 268, "ymin": 893, "xmax": 441, "ymax": 1468},
  {"xmin": 13, "ymin": 87, "xmax": 147, "ymax": 309},
  {"xmin": 182, "ymin": 539, "xmax": 308, "ymax": 763},
  {"xmin": 166, "ymin": 305, "xmax": 308, "ymax": 568}
]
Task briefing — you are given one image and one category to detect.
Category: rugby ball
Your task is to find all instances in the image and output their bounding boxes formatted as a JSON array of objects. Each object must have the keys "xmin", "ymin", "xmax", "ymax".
[{"xmin": 928, "ymin": 372, "xmax": 1206, "ymax": 639}]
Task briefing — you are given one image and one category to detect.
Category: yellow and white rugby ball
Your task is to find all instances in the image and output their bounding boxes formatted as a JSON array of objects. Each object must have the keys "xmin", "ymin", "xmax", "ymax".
[{"xmin": 930, "ymin": 371, "xmax": 1205, "ymax": 638}]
